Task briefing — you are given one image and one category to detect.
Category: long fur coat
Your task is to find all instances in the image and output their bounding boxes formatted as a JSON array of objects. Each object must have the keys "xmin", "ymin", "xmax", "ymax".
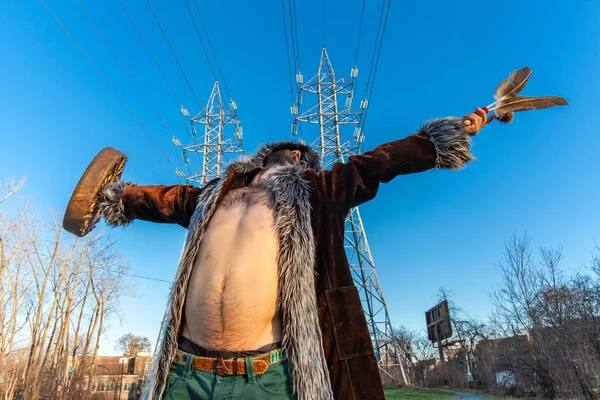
[{"xmin": 99, "ymin": 117, "xmax": 474, "ymax": 399}]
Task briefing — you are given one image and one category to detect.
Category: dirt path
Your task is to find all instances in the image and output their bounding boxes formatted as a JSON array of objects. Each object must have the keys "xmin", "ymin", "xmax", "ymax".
[{"xmin": 444, "ymin": 390, "xmax": 484, "ymax": 400}]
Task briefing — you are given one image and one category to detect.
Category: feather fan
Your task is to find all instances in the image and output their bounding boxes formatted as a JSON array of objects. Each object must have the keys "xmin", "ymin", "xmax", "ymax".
[{"xmin": 483, "ymin": 66, "xmax": 567, "ymax": 124}]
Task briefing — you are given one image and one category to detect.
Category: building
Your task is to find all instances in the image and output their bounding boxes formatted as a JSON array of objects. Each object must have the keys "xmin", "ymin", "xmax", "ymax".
[{"xmin": 83, "ymin": 352, "xmax": 153, "ymax": 399}]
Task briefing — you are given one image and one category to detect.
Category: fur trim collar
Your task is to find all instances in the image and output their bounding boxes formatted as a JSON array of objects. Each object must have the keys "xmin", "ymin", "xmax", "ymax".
[{"xmin": 226, "ymin": 141, "xmax": 322, "ymax": 175}]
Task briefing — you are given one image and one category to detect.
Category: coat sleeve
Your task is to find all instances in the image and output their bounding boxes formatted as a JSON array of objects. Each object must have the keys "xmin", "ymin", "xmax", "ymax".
[
  {"xmin": 318, "ymin": 117, "xmax": 474, "ymax": 212},
  {"xmin": 98, "ymin": 180, "xmax": 206, "ymax": 228}
]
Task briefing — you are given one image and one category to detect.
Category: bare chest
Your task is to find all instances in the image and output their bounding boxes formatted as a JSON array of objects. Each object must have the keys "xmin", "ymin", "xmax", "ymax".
[
  {"xmin": 183, "ymin": 185, "xmax": 281, "ymax": 349},
  {"xmin": 219, "ymin": 185, "xmax": 273, "ymax": 210}
]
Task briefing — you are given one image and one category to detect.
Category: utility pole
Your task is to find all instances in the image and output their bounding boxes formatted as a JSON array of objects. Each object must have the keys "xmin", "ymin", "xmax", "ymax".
[
  {"xmin": 437, "ymin": 338, "xmax": 446, "ymax": 385},
  {"xmin": 178, "ymin": 81, "xmax": 244, "ymax": 185},
  {"xmin": 292, "ymin": 47, "xmax": 408, "ymax": 384}
]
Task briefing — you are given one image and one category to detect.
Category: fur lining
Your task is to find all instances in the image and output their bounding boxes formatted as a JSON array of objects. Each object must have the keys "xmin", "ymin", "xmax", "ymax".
[
  {"xmin": 142, "ymin": 167, "xmax": 333, "ymax": 399},
  {"xmin": 420, "ymin": 117, "xmax": 475, "ymax": 170},
  {"xmin": 143, "ymin": 179, "xmax": 224, "ymax": 400},
  {"xmin": 98, "ymin": 181, "xmax": 136, "ymax": 227},
  {"xmin": 227, "ymin": 141, "xmax": 322, "ymax": 174},
  {"xmin": 140, "ymin": 142, "xmax": 331, "ymax": 399},
  {"xmin": 265, "ymin": 165, "xmax": 333, "ymax": 400}
]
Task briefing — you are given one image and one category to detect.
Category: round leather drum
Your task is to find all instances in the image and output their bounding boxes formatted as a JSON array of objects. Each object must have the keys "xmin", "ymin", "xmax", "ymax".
[{"xmin": 63, "ymin": 147, "xmax": 128, "ymax": 237}]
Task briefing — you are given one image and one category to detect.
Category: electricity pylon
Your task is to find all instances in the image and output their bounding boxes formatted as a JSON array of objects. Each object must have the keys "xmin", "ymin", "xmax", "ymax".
[
  {"xmin": 155, "ymin": 80, "xmax": 246, "ymax": 373},
  {"xmin": 178, "ymin": 81, "xmax": 244, "ymax": 185},
  {"xmin": 292, "ymin": 47, "xmax": 408, "ymax": 384},
  {"xmin": 151, "ymin": 82, "xmax": 245, "ymax": 394}
]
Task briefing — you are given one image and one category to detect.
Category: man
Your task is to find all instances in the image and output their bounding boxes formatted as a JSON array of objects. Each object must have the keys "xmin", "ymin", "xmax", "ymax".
[{"xmin": 98, "ymin": 108, "xmax": 487, "ymax": 399}]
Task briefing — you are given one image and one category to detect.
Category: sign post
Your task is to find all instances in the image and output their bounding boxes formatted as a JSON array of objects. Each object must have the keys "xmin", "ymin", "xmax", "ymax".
[{"xmin": 425, "ymin": 300, "xmax": 452, "ymax": 385}]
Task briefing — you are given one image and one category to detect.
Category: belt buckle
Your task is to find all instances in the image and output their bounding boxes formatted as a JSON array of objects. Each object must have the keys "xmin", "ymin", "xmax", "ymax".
[{"xmin": 215, "ymin": 357, "xmax": 232, "ymax": 376}]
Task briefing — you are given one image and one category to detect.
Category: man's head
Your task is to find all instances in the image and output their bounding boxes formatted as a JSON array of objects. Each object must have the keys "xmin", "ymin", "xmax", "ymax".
[
  {"xmin": 263, "ymin": 149, "xmax": 302, "ymax": 169},
  {"xmin": 226, "ymin": 141, "xmax": 322, "ymax": 175}
]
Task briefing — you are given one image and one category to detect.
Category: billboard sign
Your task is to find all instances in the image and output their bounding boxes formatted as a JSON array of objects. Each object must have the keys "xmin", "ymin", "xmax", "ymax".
[{"xmin": 425, "ymin": 300, "xmax": 452, "ymax": 342}]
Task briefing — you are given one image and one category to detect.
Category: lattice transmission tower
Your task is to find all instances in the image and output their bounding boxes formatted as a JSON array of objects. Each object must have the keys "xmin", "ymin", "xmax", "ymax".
[
  {"xmin": 178, "ymin": 81, "xmax": 244, "ymax": 185},
  {"xmin": 292, "ymin": 48, "xmax": 408, "ymax": 384},
  {"xmin": 155, "ymin": 81, "xmax": 245, "ymax": 361}
]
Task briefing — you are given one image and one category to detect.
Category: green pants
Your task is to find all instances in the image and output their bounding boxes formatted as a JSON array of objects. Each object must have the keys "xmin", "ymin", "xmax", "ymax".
[{"xmin": 162, "ymin": 352, "xmax": 294, "ymax": 399}]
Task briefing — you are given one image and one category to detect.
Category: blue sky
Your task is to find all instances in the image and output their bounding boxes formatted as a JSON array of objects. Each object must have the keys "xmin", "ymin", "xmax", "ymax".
[{"xmin": 1, "ymin": 0, "xmax": 599, "ymax": 355}]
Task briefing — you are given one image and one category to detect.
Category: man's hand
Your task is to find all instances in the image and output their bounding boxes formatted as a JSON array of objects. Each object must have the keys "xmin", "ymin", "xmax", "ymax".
[{"xmin": 463, "ymin": 108, "xmax": 487, "ymax": 136}]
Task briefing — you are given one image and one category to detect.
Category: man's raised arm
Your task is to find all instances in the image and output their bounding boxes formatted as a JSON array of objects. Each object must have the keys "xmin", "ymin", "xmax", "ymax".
[
  {"xmin": 318, "ymin": 109, "xmax": 487, "ymax": 213},
  {"xmin": 98, "ymin": 180, "xmax": 209, "ymax": 228}
]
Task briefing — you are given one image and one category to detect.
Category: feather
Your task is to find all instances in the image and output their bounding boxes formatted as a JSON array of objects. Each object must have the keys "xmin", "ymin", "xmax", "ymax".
[
  {"xmin": 492, "ymin": 95, "xmax": 568, "ymax": 115},
  {"xmin": 494, "ymin": 66, "xmax": 532, "ymax": 100}
]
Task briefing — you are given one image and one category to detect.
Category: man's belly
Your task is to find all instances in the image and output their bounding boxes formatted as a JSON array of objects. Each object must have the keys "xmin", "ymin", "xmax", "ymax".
[{"xmin": 181, "ymin": 205, "xmax": 281, "ymax": 351}]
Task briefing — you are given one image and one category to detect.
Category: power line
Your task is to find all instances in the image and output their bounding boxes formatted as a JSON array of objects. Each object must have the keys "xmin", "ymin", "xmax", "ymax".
[
  {"xmin": 367, "ymin": 0, "xmax": 392, "ymax": 99},
  {"xmin": 291, "ymin": 0, "xmax": 300, "ymax": 73},
  {"xmin": 353, "ymin": 0, "xmax": 366, "ymax": 68},
  {"xmin": 289, "ymin": 0, "xmax": 301, "ymax": 84},
  {"xmin": 181, "ymin": 0, "xmax": 218, "ymax": 83},
  {"xmin": 364, "ymin": 0, "xmax": 386, "ymax": 101},
  {"xmin": 75, "ymin": 1, "xmax": 179, "ymax": 138},
  {"xmin": 74, "ymin": 0, "xmax": 187, "ymax": 174},
  {"xmin": 183, "ymin": 0, "xmax": 234, "ymax": 102},
  {"xmin": 361, "ymin": 0, "xmax": 391, "ymax": 131},
  {"xmin": 38, "ymin": 0, "xmax": 178, "ymax": 172},
  {"xmin": 145, "ymin": 0, "xmax": 202, "ymax": 108},
  {"xmin": 281, "ymin": 0, "xmax": 295, "ymax": 105},
  {"xmin": 191, "ymin": 0, "xmax": 233, "ymax": 100},
  {"xmin": 282, "ymin": 0, "xmax": 304, "ymax": 140},
  {"xmin": 118, "ymin": 0, "xmax": 188, "ymax": 168},
  {"xmin": 96, "ymin": 265, "xmax": 172, "ymax": 284},
  {"xmin": 118, "ymin": 0, "xmax": 180, "ymax": 104}
]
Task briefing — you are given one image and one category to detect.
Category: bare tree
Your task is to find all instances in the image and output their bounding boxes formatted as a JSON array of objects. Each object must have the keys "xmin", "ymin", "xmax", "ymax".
[
  {"xmin": 116, "ymin": 333, "xmax": 151, "ymax": 357},
  {"xmin": 486, "ymin": 233, "xmax": 600, "ymax": 399},
  {"xmin": 393, "ymin": 326, "xmax": 436, "ymax": 386},
  {"xmin": 0, "ymin": 178, "xmax": 26, "ymax": 206},
  {"xmin": 0, "ymin": 195, "xmax": 133, "ymax": 400},
  {"xmin": 489, "ymin": 233, "xmax": 544, "ymax": 336},
  {"xmin": 529, "ymin": 246, "xmax": 599, "ymax": 400},
  {"xmin": 0, "ymin": 187, "xmax": 34, "ymax": 400},
  {"xmin": 487, "ymin": 234, "xmax": 557, "ymax": 397}
]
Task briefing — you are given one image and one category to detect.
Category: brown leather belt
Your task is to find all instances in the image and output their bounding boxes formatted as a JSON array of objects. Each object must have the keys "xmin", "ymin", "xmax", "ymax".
[{"xmin": 173, "ymin": 348, "xmax": 285, "ymax": 376}]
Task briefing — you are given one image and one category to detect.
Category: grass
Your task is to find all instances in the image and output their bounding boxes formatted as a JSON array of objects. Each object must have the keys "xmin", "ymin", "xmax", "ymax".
[
  {"xmin": 385, "ymin": 388, "xmax": 524, "ymax": 400},
  {"xmin": 384, "ymin": 388, "xmax": 461, "ymax": 399}
]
